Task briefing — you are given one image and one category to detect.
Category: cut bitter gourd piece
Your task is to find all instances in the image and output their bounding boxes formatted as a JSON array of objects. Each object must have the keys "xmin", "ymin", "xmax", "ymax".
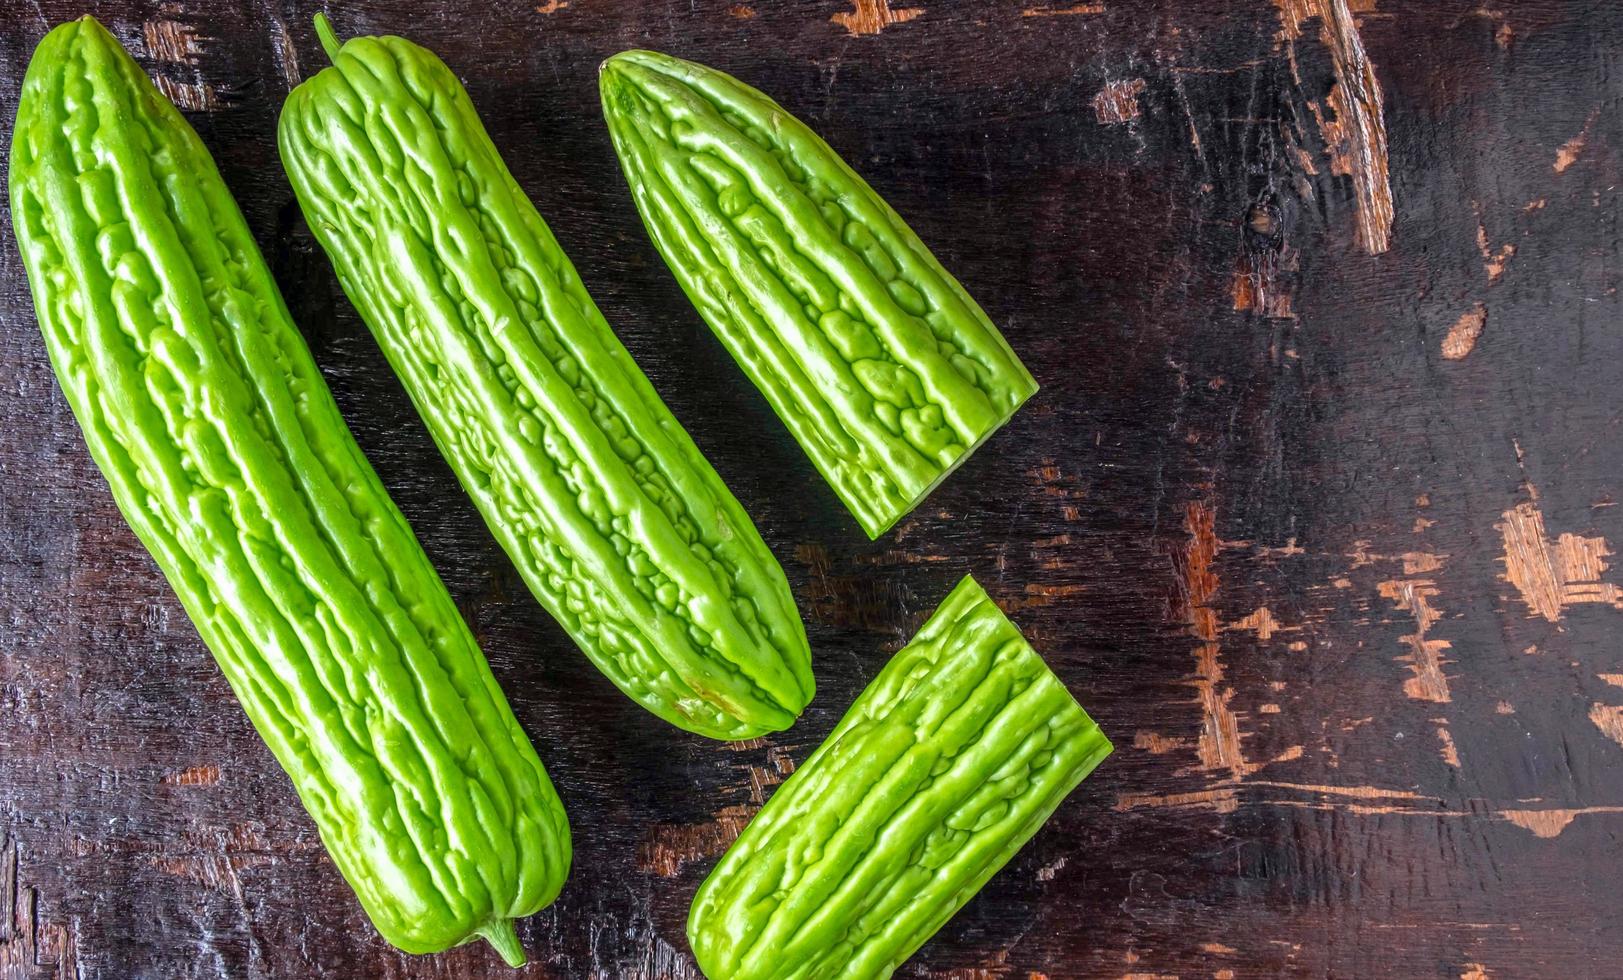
[
  {"xmin": 278, "ymin": 18, "xmax": 812, "ymax": 741},
  {"xmin": 688, "ymin": 575, "xmax": 1111, "ymax": 979},
  {"xmin": 8, "ymin": 16, "xmax": 569, "ymax": 964},
  {"xmin": 601, "ymin": 51, "xmax": 1040, "ymax": 539}
]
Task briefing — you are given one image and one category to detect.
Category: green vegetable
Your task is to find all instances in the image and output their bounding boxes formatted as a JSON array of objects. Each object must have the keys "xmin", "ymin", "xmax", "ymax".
[
  {"xmin": 278, "ymin": 19, "xmax": 812, "ymax": 741},
  {"xmin": 689, "ymin": 575, "xmax": 1110, "ymax": 979},
  {"xmin": 8, "ymin": 17, "xmax": 569, "ymax": 965},
  {"xmin": 600, "ymin": 52, "xmax": 1039, "ymax": 539}
]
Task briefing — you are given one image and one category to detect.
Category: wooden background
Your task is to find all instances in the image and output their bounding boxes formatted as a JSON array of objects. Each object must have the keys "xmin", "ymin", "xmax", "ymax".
[{"xmin": 3, "ymin": 0, "xmax": 1621, "ymax": 977}]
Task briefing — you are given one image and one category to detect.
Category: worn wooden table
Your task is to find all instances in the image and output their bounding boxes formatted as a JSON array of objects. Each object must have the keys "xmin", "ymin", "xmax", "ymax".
[{"xmin": 3, "ymin": 0, "xmax": 1620, "ymax": 977}]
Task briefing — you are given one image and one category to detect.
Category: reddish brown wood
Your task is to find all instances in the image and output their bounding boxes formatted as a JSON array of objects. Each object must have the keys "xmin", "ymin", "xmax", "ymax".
[{"xmin": 3, "ymin": 1, "xmax": 1621, "ymax": 977}]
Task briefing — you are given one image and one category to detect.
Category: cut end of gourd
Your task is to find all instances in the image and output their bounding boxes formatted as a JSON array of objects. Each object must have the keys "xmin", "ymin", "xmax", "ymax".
[
  {"xmin": 477, "ymin": 920, "xmax": 527, "ymax": 968},
  {"xmin": 313, "ymin": 12, "xmax": 342, "ymax": 63},
  {"xmin": 863, "ymin": 379, "xmax": 1040, "ymax": 540}
]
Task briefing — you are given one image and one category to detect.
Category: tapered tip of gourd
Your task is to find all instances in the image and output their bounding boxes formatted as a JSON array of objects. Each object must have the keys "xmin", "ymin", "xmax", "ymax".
[
  {"xmin": 477, "ymin": 920, "xmax": 527, "ymax": 968},
  {"xmin": 313, "ymin": 12, "xmax": 342, "ymax": 63}
]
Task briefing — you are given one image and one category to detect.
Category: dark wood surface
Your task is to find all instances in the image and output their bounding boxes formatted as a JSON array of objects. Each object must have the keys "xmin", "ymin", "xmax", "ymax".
[{"xmin": 3, "ymin": 0, "xmax": 1621, "ymax": 977}]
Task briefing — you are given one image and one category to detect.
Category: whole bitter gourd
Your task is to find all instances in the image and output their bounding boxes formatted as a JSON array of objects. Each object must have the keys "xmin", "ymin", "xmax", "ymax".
[
  {"xmin": 8, "ymin": 17, "xmax": 569, "ymax": 965},
  {"xmin": 278, "ymin": 18, "xmax": 812, "ymax": 741},
  {"xmin": 600, "ymin": 52, "xmax": 1040, "ymax": 540},
  {"xmin": 689, "ymin": 575, "xmax": 1111, "ymax": 979}
]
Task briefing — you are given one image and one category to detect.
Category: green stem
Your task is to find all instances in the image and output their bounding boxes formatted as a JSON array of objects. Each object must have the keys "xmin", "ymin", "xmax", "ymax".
[
  {"xmin": 477, "ymin": 920, "xmax": 527, "ymax": 969},
  {"xmin": 313, "ymin": 12, "xmax": 341, "ymax": 63}
]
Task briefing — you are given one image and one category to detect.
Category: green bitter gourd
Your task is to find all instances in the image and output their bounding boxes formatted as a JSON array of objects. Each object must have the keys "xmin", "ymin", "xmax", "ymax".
[
  {"xmin": 278, "ymin": 17, "xmax": 812, "ymax": 741},
  {"xmin": 689, "ymin": 574, "xmax": 1111, "ymax": 979},
  {"xmin": 7, "ymin": 16, "xmax": 569, "ymax": 964},
  {"xmin": 600, "ymin": 51, "xmax": 1040, "ymax": 539}
]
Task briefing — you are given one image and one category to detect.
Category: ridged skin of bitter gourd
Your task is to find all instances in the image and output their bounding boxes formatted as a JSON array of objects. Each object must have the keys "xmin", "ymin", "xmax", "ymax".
[
  {"xmin": 7, "ymin": 17, "xmax": 569, "ymax": 965},
  {"xmin": 599, "ymin": 51, "xmax": 1040, "ymax": 540},
  {"xmin": 689, "ymin": 575, "xmax": 1111, "ymax": 980},
  {"xmin": 278, "ymin": 19, "xmax": 812, "ymax": 741}
]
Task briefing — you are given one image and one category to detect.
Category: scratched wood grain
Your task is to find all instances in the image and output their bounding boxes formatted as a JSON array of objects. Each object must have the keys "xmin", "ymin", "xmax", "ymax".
[{"xmin": 2, "ymin": 1, "xmax": 1620, "ymax": 977}]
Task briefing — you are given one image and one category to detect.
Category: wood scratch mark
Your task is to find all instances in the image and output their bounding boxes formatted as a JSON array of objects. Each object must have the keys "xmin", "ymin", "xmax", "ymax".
[
  {"xmin": 1275, "ymin": 0, "xmax": 1394, "ymax": 253},
  {"xmin": 147, "ymin": 853, "xmax": 267, "ymax": 901},
  {"xmin": 1227, "ymin": 606, "xmax": 1295, "ymax": 641},
  {"xmin": 1555, "ymin": 107, "xmax": 1600, "ymax": 173},
  {"xmin": 1253, "ymin": 803, "xmax": 1623, "ymax": 838},
  {"xmin": 1133, "ymin": 731, "xmax": 1188, "ymax": 754},
  {"xmin": 1200, "ymin": 943, "xmax": 1238, "ymax": 956},
  {"xmin": 1442, "ymin": 304, "xmax": 1487, "ymax": 360},
  {"xmin": 639, "ymin": 805, "xmax": 756, "ymax": 877},
  {"xmin": 727, "ymin": 4, "xmax": 757, "ymax": 17},
  {"xmin": 152, "ymin": 74, "xmax": 221, "ymax": 112},
  {"xmin": 1117, "ymin": 778, "xmax": 1429, "ymax": 815},
  {"xmin": 1437, "ymin": 725, "xmax": 1461, "ymax": 767},
  {"xmin": 1035, "ymin": 855, "xmax": 1067, "ymax": 881},
  {"xmin": 831, "ymin": 0, "xmax": 922, "ymax": 35},
  {"xmin": 1271, "ymin": 800, "xmax": 1463, "ymax": 817},
  {"xmin": 735, "ymin": 746, "xmax": 798, "ymax": 803},
  {"xmin": 1242, "ymin": 780, "xmax": 1424, "ymax": 801},
  {"xmin": 161, "ymin": 765, "xmax": 221, "ymax": 786},
  {"xmin": 1181, "ymin": 503, "xmax": 1257, "ymax": 779},
  {"xmin": 1, "ymin": 835, "xmax": 77, "ymax": 979},
  {"xmin": 268, "ymin": 15, "xmax": 301, "ymax": 89},
  {"xmin": 1377, "ymin": 578, "xmax": 1452, "ymax": 702},
  {"xmin": 1231, "ymin": 238, "xmax": 1299, "ymax": 319},
  {"xmin": 1600, "ymin": 674, "xmax": 1623, "ymax": 688},
  {"xmin": 1022, "ymin": 2, "xmax": 1105, "ymax": 14},
  {"xmin": 1495, "ymin": 700, "xmax": 1516, "ymax": 714},
  {"xmin": 1350, "ymin": 542, "xmax": 1446, "ymax": 572},
  {"xmin": 1498, "ymin": 495, "xmax": 1623, "ymax": 621},
  {"xmin": 137, "ymin": 829, "xmax": 301, "ymax": 912},
  {"xmin": 1453, "ymin": 5, "xmax": 1513, "ymax": 48},
  {"xmin": 1252, "ymin": 535, "xmax": 1304, "ymax": 558},
  {"xmin": 143, "ymin": 16, "xmax": 202, "ymax": 63},
  {"xmin": 1093, "ymin": 78, "xmax": 1147, "ymax": 125},
  {"xmin": 924, "ymin": 949, "xmax": 1011, "ymax": 979},
  {"xmin": 1115, "ymin": 787, "xmax": 1238, "ymax": 814},
  {"xmin": 1499, "ymin": 806, "xmax": 1623, "ymax": 838},
  {"xmin": 1461, "ymin": 964, "xmax": 1491, "ymax": 980},
  {"xmin": 1589, "ymin": 703, "xmax": 1623, "ymax": 748},
  {"xmin": 536, "ymin": 0, "xmax": 569, "ymax": 12},
  {"xmin": 1402, "ymin": 552, "xmax": 1444, "ymax": 574},
  {"xmin": 1024, "ymin": 582, "xmax": 1087, "ymax": 601},
  {"xmin": 139, "ymin": 15, "xmax": 223, "ymax": 111},
  {"xmin": 1476, "ymin": 221, "xmax": 1516, "ymax": 284}
]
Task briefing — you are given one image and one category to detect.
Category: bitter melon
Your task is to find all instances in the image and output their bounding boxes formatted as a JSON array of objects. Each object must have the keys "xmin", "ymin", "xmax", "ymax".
[
  {"xmin": 278, "ymin": 18, "xmax": 812, "ymax": 741},
  {"xmin": 600, "ymin": 51, "xmax": 1040, "ymax": 539},
  {"xmin": 8, "ymin": 16, "xmax": 569, "ymax": 964},
  {"xmin": 689, "ymin": 575, "xmax": 1111, "ymax": 979}
]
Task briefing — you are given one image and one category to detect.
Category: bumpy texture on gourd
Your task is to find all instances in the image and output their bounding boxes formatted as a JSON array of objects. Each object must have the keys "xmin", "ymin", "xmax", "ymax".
[
  {"xmin": 600, "ymin": 52, "xmax": 1040, "ymax": 540},
  {"xmin": 8, "ymin": 17, "xmax": 569, "ymax": 965},
  {"xmin": 279, "ymin": 19, "xmax": 812, "ymax": 741},
  {"xmin": 689, "ymin": 575, "xmax": 1111, "ymax": 979}
]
